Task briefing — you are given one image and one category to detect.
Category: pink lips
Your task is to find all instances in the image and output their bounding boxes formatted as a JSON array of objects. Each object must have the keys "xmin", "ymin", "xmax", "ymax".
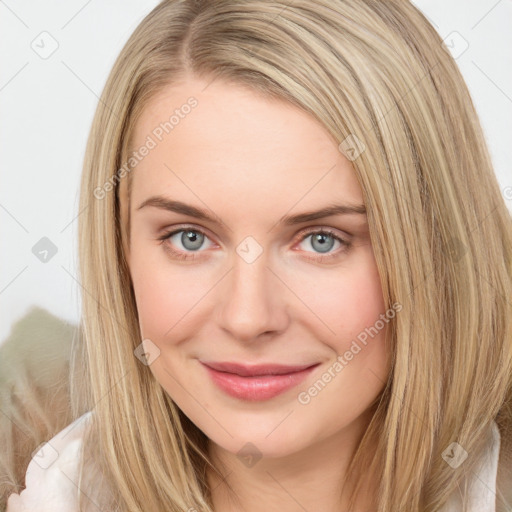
[{"xmin": 200, "ymin": 361, "xmax": 319, "ymax": 401}]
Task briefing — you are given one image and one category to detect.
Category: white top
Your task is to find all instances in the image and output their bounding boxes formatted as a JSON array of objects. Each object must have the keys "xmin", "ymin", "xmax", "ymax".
[
  {"xmin": 6, "ymin": 411, "xmax": 96, "ymax": 512},
  {"xmin": 6, "ymin": 413, "xmax": 501, "ymax": 511}
]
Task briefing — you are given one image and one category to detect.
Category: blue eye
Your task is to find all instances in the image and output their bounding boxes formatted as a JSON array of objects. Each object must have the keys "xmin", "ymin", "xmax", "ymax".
[
  {"xmin": 172, "ymin": 229, "xmax": 209, "ymax": 251},
  {"xmin": 158, "ymin": 227, "xmax": 213, "ymax": 260},
  {"xmin": 157, "ymin": 226, "xmax": 351, "ymax": 262},
  {"xmin": 296, "ymin": 229, "xmax": 351, "ymax": 262},
  {"xmin": 302, "ymin": 231, "xmax": 338, "ymax": 253}
]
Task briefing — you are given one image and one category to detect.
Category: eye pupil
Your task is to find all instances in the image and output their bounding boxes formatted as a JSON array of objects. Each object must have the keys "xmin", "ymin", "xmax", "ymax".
[
  {"xmin": 311, "ymin": 233, "xmax": 335, "ymax": 253},
  {"xmin": 182, "ymin": 230, "xmax": 204, "ymax": 251}
]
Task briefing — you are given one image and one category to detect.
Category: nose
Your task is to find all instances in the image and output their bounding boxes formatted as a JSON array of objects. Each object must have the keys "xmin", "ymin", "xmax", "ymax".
[{"xmin": 215, "ymin": 249, "xmax": 289, "ymax": 343}]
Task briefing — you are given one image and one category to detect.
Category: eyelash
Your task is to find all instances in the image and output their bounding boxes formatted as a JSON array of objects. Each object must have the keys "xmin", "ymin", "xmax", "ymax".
[{"xmin": 156, "ymin": 225, "xmax": 352, "ymax": 263}]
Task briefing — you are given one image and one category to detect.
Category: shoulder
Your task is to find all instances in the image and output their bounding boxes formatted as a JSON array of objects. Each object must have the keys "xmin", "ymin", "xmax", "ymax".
[
  {"xmin": 441, "ymin": 420, "xmax": 501, "ymax": 512},
  {"xmin": 6, "ymin": 410, "xmax": 94, "ymax": 512},
  {"xmin": 496, "ymin": 416, "xmax": 512, "ymax": 511},
  {"xmin": 464, "ymin": 421, "xmax": 501, "ymax": 511}
]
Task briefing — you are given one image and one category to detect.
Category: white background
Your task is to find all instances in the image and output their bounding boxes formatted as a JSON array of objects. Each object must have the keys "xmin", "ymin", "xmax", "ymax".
[{"xmin": 1, "ymin": 0, "xmax": 511, "ymax": 344}]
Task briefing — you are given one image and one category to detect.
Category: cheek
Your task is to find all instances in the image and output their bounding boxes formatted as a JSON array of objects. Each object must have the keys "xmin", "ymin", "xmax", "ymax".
[
  {"xmin": 338, "ymin": 257, "xmax": 385, "ymax": 334},
  {"xmin": 129, "ymin": 243, "xmax": 214, "ymax": 340},
  {"xmin": 129, "ymin": 241, "xmax": 178, "ymax": 338},
  {"xmin": 303, "ymin": 251, "xmax": 383, "ymax": 326},
  {"xmin": 293, "ymin": 247, "xmax": 387, "ymax": 357}
]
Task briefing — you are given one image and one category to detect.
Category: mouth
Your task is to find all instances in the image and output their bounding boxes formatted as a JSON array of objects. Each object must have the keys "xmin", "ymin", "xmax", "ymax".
[{"xmin": 200, "ymin": 361, "xmax": 320, "ymax": 401}]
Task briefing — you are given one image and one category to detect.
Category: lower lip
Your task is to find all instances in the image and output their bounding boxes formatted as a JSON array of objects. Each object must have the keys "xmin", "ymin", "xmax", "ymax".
[{"xmin": 201, "ymin": 363, "xmax": 319, "ymax": 401}]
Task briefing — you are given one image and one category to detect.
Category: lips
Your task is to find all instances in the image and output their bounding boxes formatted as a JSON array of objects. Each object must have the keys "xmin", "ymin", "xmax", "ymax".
[
  {"xmin": 201, "ymin": 361, "xmax": 318, "ymax": 377},
  {"xmin": 200, "ymin": 360, "xmax": 320, "ymax": 401}
]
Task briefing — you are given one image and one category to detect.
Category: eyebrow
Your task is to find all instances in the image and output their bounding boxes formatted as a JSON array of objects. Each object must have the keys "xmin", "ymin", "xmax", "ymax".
[{"xmin": 136, "ymin": 196, "xmax": 367, "ymax": 226}]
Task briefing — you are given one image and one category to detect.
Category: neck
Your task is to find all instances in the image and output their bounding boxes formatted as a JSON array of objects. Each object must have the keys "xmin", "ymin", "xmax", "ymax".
[{"xmin": 206, "ymin": 408, "xmax": 378, "ymax": 512}]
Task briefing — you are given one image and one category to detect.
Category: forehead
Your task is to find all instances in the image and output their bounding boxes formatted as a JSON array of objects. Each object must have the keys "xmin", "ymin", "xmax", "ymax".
[{"xmin": 129, "ymin": 78, "xmax": 363, "ymax": 217}]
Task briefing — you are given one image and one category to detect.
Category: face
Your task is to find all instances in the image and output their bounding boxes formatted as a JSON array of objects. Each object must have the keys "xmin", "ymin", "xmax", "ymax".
[{"xmin": 125, "ymin": 76, "xmax": 391, "ymax": 460}]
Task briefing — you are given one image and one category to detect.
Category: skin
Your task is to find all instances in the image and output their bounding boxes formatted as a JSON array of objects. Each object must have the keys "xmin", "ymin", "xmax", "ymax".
[{"xmin": 125, "ymin": 76, "xmax": 391, "ymax": 512}]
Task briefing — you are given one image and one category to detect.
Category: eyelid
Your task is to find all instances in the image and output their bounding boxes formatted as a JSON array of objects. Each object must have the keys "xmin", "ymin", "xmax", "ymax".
[
  {"xmin": 158, "ymin": 223, "xmax": 351, "ymax": 245},
  {"xmin": 157, "ymin": 223, "xmax": 352, "ymax": 261},
  {"xmin": 158, "ymin": 223, "xmax": 217, "ymax": 244},
  {"xmin": 291, "ymin": 226, "xmax": 352, "ymax": 261},
  {"xmin": 294, "ymin": 225, "xmax": 352, "ymax": 242}
]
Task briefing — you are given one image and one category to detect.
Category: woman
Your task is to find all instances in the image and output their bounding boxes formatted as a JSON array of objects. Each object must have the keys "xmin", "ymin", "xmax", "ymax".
[{"xmin": 5, "ymin": 0, "xmax": 512, "ymax": 510}]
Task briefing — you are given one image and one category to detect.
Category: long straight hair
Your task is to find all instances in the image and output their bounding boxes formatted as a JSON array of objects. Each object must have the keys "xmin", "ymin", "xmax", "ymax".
[{"xmin": 73, "ymin": 1, "xmax": 512, "ymax": 510}]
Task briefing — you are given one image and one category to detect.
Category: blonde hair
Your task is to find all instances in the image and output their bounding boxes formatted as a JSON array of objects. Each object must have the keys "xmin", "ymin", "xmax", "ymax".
[{"xmin": 71, "ymin": 0, "xmax": 512, "ymax": 510}]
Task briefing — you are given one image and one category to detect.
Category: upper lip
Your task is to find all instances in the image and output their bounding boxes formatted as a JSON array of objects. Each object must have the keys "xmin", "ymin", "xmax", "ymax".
[{"xmin": 200, "ymin": 361, "xmax": 319, "ymax": 377}]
